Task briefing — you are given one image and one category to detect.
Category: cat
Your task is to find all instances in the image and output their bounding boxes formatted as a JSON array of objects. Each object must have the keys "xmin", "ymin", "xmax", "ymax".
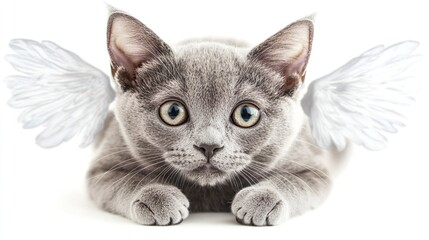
[{"xmin": 87, "ymin": 10, "xmax": 334, "ymax": 226}]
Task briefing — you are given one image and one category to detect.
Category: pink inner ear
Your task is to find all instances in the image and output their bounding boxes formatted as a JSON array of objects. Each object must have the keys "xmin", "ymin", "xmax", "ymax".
[
  {"xmin": 284, "ymin": 48, "xmax": 308, "ymax": 77},
  {"xmin": 110, "ymin": 39, "xmax": 137, "ymax": 75},
  {"xmin": 250, "ymin": 20, "xmax": 312, "ymax": 81},
  {"xmin": 108, "ymin": 15, "xmax": 151, "ymax": 76}
]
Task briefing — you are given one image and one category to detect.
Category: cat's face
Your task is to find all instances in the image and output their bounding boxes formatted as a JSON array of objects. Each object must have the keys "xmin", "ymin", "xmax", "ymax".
[{"xmin": 107, "ymin": 12, "xmax": 313, "ymax": 186}]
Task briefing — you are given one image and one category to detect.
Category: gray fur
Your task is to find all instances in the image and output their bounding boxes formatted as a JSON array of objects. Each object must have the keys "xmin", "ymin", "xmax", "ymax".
[{"xmin": 87, "ymin": 12, "xmax": 334, "ymax": 226}]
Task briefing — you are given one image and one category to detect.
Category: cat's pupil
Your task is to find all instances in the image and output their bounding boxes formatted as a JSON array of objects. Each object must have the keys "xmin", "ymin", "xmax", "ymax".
[
  {"xmin": 168, "ymin": 103, "xmax": 180, "ymax": 119},
  {"xmin": 240, "ymin": 106, "xmax": 254, "ymax": 122}
]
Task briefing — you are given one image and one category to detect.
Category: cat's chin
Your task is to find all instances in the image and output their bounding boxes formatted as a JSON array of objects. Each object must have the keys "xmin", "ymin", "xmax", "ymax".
[{"xmin": 184, "ymin": 164, "xmax": 228, "ymax": 186}]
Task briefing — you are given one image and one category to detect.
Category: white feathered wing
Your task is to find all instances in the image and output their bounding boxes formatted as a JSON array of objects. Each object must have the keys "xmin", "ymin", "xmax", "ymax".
[
  {"xmin": 5, "ymin": 39, "xmax": 115, "ymax": 148},
  {"xmin": 301, "ymin": 41, "xmax": 420, "ymax": 151}
]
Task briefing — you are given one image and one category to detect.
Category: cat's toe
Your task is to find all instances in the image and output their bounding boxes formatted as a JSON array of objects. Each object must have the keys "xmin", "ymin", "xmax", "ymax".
[
  {"xmin": 232, "ymin": 186, "xmax": 289, "ymax": 226},
  {"xmin": 265, "ymin": 200, "xmax": 287, "ymax": 226},
  {"xmin": 130, "ymin": 184, "xmax": 189, "ymax": 226}
]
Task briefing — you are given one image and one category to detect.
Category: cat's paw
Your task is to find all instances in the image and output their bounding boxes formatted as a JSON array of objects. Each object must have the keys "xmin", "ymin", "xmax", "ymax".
[
  {"xmin": 129, "ymin": 184, "xmax": 189, "ymax": 226},
  {"xmin": 231, "ymin": 186, "xmax": 289, "ymax": 226}
]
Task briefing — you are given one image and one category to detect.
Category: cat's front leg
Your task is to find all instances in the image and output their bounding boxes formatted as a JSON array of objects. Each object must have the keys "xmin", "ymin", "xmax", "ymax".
[
  {"xmin": 130, "ymin": 184, "xmax": 190, "ymax": 225},
  {"xmin": 232, "ymin": 186, "xmax": 288, "ymax": 226},
  {"xmin": 231, "ymin": 169, "xmax": 331, "ymax": 226},
  {"xmin": 88, "ymin": 166, "xmax": 190, "ymax": 226}
]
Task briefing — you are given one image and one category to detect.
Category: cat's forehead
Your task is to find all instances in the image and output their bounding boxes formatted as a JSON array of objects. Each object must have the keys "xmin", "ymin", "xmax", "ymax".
[
  {"xmin": 175, "ymin": 42, "xmax": 247, "ymax": 85},
  {"xmin": 172, "ymin": 42, "xmax": 249, "ymax": 107}
]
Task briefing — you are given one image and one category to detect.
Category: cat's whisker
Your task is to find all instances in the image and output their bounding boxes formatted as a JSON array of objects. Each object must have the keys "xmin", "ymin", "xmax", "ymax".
[
  {"xmin": 92, "ymin": 149, "xmax": 132, "ymax": 163},
  {"xmin": 261, "ymin": 166, "xmax": 317, "ymax": 197},
  {"xmin": 127, "ymin": 162, "xmax": 169, "ymax": 196},
  {"xmin": 104, "ymin": 166, "xmax": 149, "ymax": 194},
  {"xmin": 136, "ymin": 163, "xmax": 169, "ymax": 191},
  {"xmin": 226, "ymin": 177, "xmax": 234, "ymax": 191},
  {"xmin": 100, "ymin": 165, "xmax": 143, "ymax": 195},
  {"xmin": 180, "ymin": 170, "xmax": 188, "ymax": 189},
  {"xmin": 90, "ymin": 151, "xmax": 163, "ymax": 174},
  {"xmin": 248, "ymin": 162, "xmax": 303, "ymax": 193},
  {"xmin": 245, "ymin": 166, "xmax": 279, "ymax": 188},
  {"xmin": 154, "ymin": 165, "xmax": 174, "ymax": 186},
  {"xmin": 251, "ymin": 160, "xmax": 330, "ymax": 190},
  {"xmin": 234, "ymin": 171, "xmax": 246, "ymax": 190},
  {"xmin": 286, "ymin": 160, "xmax": 331, "ymax": 186},
  {"xmin": 241, "ymin": 168, "xmax": 262, "ymax": 186},
  {"xmin": 171, "ymin": 168, "xmax": 181, "ymax": 187},
  {"xmin": 175, "ymin": 169, "xmax": 186, "ymax": 189},
  {"xmin": 236, "ymin": 172, "xmax": 245, "ymax": 190},
  {"xmin": 172, "ymin": 168, "xmax": 185, "ymax": 189},
  {"xmin": 107, "ymin": 160, "xmax": 166, "ymax": 195},
  {"xmin": 89, "ymin": 155, "xmax": 165, "ymax": 184},
  {"xmin": 96, "ymin": 145, "xmax": 168, "ymax": 157},
  {"xmin": 227, "ymin": 173, "xmax": 240, "ymax": 192},
  {"xmin": 165, "ymin": 165, "xmax": 180, "ymax": 185},
  {"xmin": 117, "ymin": 164, "xmax": 165, "ymax": 199},
  {"xmin": 152, "ymin": 163, "xmax": 175, "ymax": 185},
  {"xmin": 232, "ymin": 174, "xmax": 241, "ymax": 191},
  {"xmin": 89, "ymin": 158, "xmax": 137, "ymax": 183},
  {"xmin": 245, "ymin": 165, "xmax": 294, "ymax": 193},
  {"xmin": 237, "ymin": 169, "xmax": 257, "ymax": 187},
  {"xmin": 241, "ymin": 167, "xmax": 289, "ymax": 194},
  {"xmin": 285, "ymin": 171, "xmax": 317, "ymax": 197}
]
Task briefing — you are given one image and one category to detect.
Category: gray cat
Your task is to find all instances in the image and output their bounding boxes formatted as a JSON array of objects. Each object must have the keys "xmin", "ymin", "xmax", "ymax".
[{"xmin": 87, "ymin": 11, "xmax": 334, "ymax": 226}]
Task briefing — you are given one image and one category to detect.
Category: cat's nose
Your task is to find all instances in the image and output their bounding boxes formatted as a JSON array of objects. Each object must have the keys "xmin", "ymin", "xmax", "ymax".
[{"xmin": 193, "ymin": 143, "xmax": 224, "ymax": 161}]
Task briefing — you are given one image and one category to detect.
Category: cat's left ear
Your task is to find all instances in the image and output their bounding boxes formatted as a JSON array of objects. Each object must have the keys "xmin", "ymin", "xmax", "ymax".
[
  {"xmin": 107, "ymin": 11, "xmax": 172, "ymax": 90},
  {"xmin": 248, "ymin": 18, "xmax": 313, "ymax": 96}
]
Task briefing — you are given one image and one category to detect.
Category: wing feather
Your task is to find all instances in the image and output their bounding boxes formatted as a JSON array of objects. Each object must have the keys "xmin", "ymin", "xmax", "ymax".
[
  {"xmin": 302, "ymin": 41, "xmax": 420, "ymax": 151},
  {"xmin": 5, "ymin": 39, "xmax": 115, "ymax": 148}
]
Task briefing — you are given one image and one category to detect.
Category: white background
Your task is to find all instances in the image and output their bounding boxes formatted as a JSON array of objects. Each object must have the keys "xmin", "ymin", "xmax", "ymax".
[{"xmin": 1, "ymin": 0, "xmax": 428, "ymax": 239}]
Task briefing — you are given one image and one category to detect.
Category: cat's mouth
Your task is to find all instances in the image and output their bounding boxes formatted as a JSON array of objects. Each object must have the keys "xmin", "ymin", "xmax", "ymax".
[
  {"xmin": 184, "ymin": 163, "xmax": 227, "ymax": 186},
  {"xmin": 194, "ymin": 163, "xmax": 224, "ymax": 174},
  {"xmin": 164, "ymin": 153, "xmax": 249, "ymax": 186}
]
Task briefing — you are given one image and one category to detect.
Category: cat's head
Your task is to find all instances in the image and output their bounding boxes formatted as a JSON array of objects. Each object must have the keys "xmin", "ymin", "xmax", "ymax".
[{"xmin": 107, "ymin": 12, "xmax": 313, "ymax": 186}]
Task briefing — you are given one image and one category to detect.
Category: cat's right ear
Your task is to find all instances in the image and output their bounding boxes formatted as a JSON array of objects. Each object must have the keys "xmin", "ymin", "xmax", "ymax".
[
  {"xmin": 248, "ymin": 17, "xmax": 314, "ymax": 96},
  {"xmin": 107, "ymin": 12, "xmax": 172, "ymax": 89}
]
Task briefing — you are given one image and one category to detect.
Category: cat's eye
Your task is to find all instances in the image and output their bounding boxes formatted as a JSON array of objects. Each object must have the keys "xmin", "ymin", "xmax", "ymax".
[
  {"xmin": 159, "ymin": 100, "xmax": 188, "ymax": 126},
  {"xmin": 231, "ymin": 103, "xmax": 261, "ymax": 128}
]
